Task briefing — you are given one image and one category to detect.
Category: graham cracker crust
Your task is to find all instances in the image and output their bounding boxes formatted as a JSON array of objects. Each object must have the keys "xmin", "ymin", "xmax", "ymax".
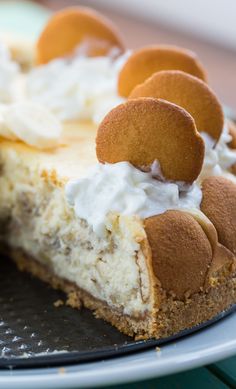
[
  {"xmin": 11, "ymin": 249, "xmax": 236, "ymax": 340},
  {"xmin": 12, "ymin": 250, "xmax": 155, "ymax": 339}
]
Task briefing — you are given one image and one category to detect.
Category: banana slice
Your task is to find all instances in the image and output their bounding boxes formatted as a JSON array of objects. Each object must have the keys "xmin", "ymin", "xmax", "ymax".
[
  {"xmin": 0, "ymin": 104, "xmax": 17, "ymax": 140},
  {"xmin": 3, "ymin": 102, "xmax": 62, "ymax": 149}
]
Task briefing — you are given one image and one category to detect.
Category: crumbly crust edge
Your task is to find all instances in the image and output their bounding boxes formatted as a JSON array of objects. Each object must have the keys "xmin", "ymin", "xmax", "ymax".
[{"xmin": 10, "ymin": 248, "xmax": 236, "ymax": 340}]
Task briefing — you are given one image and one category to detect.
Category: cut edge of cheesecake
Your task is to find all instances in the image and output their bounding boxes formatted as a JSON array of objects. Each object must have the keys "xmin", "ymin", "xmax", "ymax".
[{"xmin": 11, "ymin": 249, "xmax": 236, "ymax": 340}]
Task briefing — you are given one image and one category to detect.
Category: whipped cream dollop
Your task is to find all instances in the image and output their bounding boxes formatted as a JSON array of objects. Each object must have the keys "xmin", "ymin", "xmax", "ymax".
[
  {"xmin": 26, "ymin": 53, "xmax": 128, "ymax": 124},
  {"xmin": 65, "ymin": 161, "xmax": 202, "ymax": 236},
  {"xmin": 199, "ymin": 125, "xmax": 236, "ymax": 182},
  {"xmin": 0, "ymin": 102, "xmax": 62, "ymax": 149},
  {"xmin": 0, "ymin": 42, "xmax": 20, "ymax": 103}
]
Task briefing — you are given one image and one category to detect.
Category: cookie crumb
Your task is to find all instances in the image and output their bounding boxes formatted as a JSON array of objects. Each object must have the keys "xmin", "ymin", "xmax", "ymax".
[
  {"xmin": 66, "ymin": 291, "xmax": 81, "ymax": 309},
  {"xmin": 58, "ymin": 367, "xmax": 66, "ymax": 374},
  {"xmin": 156, "ymin": 346, "xmax": 161, "ymax": 352},
  {"xmin": 54, "ymin": 299, "xmax": 64, "ymax": 308}
]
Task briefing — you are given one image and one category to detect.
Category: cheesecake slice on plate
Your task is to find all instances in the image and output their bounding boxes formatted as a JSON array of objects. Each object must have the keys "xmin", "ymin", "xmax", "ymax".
[{"xmin": 0, "ymin": 6, "xmax": 235, "ymax": 340}]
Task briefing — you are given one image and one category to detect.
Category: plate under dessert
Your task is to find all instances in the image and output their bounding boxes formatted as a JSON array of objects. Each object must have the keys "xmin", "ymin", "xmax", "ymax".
[{"xmin": 0, "ymin": 5, "xmax": 236, "ymax": 368}]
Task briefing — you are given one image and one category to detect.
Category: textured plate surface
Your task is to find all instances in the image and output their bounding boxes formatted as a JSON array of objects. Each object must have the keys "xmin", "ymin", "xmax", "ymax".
[{"xmin": 0, "ymin": 256, "xmax": 235, "ymax": 369}]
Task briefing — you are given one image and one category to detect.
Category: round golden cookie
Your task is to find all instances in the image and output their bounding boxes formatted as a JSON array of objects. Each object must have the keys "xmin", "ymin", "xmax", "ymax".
[
  {"xmin": 231, "ymin": 164, "xmax": 236, "ymax": 175},
  {"xmin": 227, "ymin": 119, "xmax": 236, "ymax": 149},
  {"xmin": 183, "ymin": 209, "xmax": 234, "ymax": 277},
  {"xmin": 145, "ymin": 210, "xmax": 212, "ymax": 299},
  {"xmin": 96, "ymin": 98, "xmax": 204, "ymax": 183},
  {"xmin": 36, "ymin": 7, "xmax": 125, "ymax": 64},
  {"xmin": 118, "ymin": 45, "xmax": 207, "ymax": 97},
  {"xmin": 201, "ymin": 176, "xmax": 236, "ymax": 254},
  {"xmin": 130, "ymin": 70, "xmax": 224, "ymax": 142},
  {"xmin": 227, "ymin": 119, "xmax": 236, "ymax": 174}
]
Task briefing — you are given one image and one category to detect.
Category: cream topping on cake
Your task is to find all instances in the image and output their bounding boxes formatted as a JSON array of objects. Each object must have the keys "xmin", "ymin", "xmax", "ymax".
[
  {"xmin": 65, "ymin": 161, "xmax": 202, "ymax": 236},
  {"xmin": 200, "ymin": 124, "xmax": 236, "ymax": 182},
  {"xmin": 25, "ymin": 53, "xmax": 129, "ymax": 123},
  {"xmin": 1, "ymin": 41, "xmax": 127, "ymax": 124}
]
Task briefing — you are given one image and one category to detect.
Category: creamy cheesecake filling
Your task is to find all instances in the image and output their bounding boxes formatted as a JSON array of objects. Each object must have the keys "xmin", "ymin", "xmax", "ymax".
[{"xmin": 0, "ymin": 146, "xmax": 152, "ymax": 317}]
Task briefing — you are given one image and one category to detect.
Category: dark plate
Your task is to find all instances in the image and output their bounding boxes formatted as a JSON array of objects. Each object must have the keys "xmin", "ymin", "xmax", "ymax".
[{"xmin": 0, "ymin": 256, "xmax": 235, "ymax": 370}]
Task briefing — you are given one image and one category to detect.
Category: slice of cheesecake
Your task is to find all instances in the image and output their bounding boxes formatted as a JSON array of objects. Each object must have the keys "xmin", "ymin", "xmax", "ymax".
[
  {"xmin": 0, "ymin": 121, "xmax": 156, "ymax": 338},
  {"xmin": 0, "ymin": 119, "xmax": 235, "ymax": 339},
  {"xmin": 0, "ymin": 5, "xmax": 235, "ymax": 341}
]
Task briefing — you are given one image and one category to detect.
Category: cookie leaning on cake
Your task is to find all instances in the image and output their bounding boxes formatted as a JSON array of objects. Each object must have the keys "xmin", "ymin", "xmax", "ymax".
[{"xmin": 0, "ymin": 6, "xmax": 235, "ymax": 339}]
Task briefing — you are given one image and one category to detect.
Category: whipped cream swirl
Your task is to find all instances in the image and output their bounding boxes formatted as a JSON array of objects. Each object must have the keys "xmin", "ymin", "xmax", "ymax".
[
  {"xmin": 26, "ymin": 53, "xmax": 128, "ymax": 123},
  {"xmin": 199, "ymin": 125, "xmax": 236, "ymax": 182},
  {"xmin": 0, "ymin": 42, "xmax": 20, "ymax": 103},
  {"xmin": 65, "ymin": 162, "xmax": 202, "ymax": 236}
]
